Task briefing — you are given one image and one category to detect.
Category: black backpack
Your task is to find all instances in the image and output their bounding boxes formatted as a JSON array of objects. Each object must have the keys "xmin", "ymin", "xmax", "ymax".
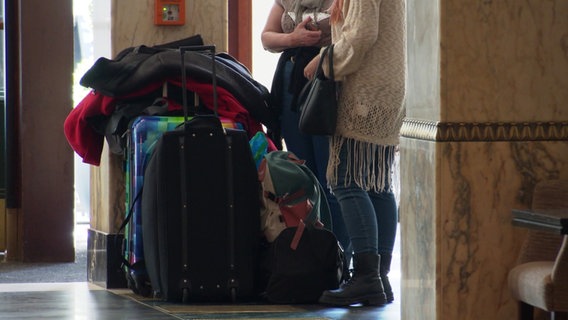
[
  {"xmin": 257, "ymin": 151, "xmax": 345, "ymax": 304},
  {"xmin": 262, "ymin": 226, "xmax": 345, "ymax": 304}
]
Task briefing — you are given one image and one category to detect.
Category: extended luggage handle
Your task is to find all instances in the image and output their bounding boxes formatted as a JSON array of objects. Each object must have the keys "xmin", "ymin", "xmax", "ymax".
[{"xmin": 179, "ymin": 45, "xmax": 218, "ymax": 121}]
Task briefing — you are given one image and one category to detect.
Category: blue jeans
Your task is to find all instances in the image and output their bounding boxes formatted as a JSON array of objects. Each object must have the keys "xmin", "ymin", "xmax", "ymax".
[
  {"xmin": 331, "ymin": 140, "xmax": 398, "ymax": 256},
  {"xmin": 279, "ymin": 60, "xmax": 352, "ymax": 257}
]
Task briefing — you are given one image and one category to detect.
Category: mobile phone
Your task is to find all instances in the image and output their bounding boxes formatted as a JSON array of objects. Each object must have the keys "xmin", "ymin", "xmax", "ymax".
[{"xmin": 306, "ymin": 20, "xmax": 319, "ymax": 31}]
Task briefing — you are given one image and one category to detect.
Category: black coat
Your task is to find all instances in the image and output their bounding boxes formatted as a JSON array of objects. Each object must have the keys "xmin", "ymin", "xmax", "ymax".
[{"xmin": 80, "ymin": 35, "xmax": 277, "ymax": 129}]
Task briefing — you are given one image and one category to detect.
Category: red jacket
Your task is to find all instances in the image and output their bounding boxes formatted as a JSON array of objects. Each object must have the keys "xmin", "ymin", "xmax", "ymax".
[{"xmin": 64, "ymin": 78, "xmax": 263, "ymax": 166}]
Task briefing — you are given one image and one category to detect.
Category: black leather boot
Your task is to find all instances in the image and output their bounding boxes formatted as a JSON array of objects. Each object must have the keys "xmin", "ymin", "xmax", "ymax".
[
  {"xmin": 342, "ymin": 245, "xmax": 353, "ymax": 283},
  {"xmin": 380, "ymin": 253, "xmax": 394, "ymax": 303},
  {"xmin": 319, "ymin": 252, "xmax": 387, "ymax": 307}
]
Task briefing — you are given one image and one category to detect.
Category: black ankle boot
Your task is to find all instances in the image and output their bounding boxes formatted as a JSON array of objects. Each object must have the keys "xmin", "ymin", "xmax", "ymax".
[
  {"xmin": 379, "ymin": 253, "xmax": 394, "ymax": 303},
  {"xmin": 342, "ymin": 248, "xmax": 352, "ymax": 283},
  {"xmin": 319, "ymin": 252, "xmax": 387, "ymax": 307}
]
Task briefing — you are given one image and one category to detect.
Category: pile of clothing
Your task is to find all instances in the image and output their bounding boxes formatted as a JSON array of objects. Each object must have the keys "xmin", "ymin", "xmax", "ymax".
[{"xmin": 65, "ymin": 35, "xmax": 277, "ymax": 166}]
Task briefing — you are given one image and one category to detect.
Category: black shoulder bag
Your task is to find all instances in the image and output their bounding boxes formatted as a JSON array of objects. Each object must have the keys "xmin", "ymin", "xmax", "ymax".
[{"xmin": 297, "ymin": 45, "xmax": 338, "ymax": 136}]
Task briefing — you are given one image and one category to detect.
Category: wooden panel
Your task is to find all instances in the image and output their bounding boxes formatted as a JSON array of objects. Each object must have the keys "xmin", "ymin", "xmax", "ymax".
[
  {"xmin": 0, "ymin": 200, "xmax": 5, "ymax": 251},
  {"xmin": 20, "ymin": 0, "xmax": 75, "ymax": 262},
  {"xmin": 228, "ymin": 0, "xmax": 252, "ymax": 70},
  {"xmin": 4, "ymin": 0, "xmax": 75, "ymax": 262}
]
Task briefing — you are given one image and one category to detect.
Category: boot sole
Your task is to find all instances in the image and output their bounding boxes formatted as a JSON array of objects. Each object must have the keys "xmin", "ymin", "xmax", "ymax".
[{"xmin": 319, "ymin": 293, "xmax": 387, "ymax": 307}]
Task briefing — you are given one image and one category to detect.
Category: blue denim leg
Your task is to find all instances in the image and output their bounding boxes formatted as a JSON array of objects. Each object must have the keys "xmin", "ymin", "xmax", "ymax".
[
  {"xmin": 331, "ymin": 140, "xmax": 398, "ymax": 255},
  {"xmin": 331, "ymin": 142, "xmax": 379, "ymax": 254},
  {"xmin": 333, "ymin": 182, "xmax": 379, "ymax": 254},
  {"xmin": 369, "ymin": 190, "xmax": 398, "ymax": 255},
  {"xmin": 310, "ymin": 135, "xmax": 351, "ymax": 259},
  {"xmin": 369, "ymin": 147, "xmax": 398, "ymax": 256},
  {"xmin": 279, "ymin": 60, "xmax": 351, "ymax": 255}
]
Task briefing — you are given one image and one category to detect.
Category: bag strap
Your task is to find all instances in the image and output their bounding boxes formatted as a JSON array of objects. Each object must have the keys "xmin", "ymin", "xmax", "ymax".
[
  {"xmin": 326, "ymin": 44, "xmax": 334, "ymax": 81},
  {"xmin": 302, "ymin": 165, "xmax": 332, "ymax": 228},
  {"xmin": 314, "ymin": 44, "xmax": 334, "ymax": 81},
  {"xmin": 267, "ymin": 151, "xmax": 331, "ymax": 229},
  {"xmin": 280, "ymin": 151, "xmax": 333, "ymax": 250},
  {"xmin": 116, "ymin": 185, "xmax": 143, "ymax": 270}
]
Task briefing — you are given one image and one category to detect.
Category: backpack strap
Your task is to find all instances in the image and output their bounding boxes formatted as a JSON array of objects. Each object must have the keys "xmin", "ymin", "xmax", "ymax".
[
  {"xmin": 297, "ymin": 163, "xmax": 332, "ymax": 229},
  {"xmin": 261, "ymin": 150, "xmax": 333, "ymax": 249},
  {"xmin": 283, "ymin": 152, "xmax": 333, "ymax": 250}
]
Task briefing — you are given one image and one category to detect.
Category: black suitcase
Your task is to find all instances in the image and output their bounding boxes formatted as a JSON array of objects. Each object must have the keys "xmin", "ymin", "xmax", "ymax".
[{"xmin": 141, "ymin": 46, "xmax": 261, "ymax": 303}]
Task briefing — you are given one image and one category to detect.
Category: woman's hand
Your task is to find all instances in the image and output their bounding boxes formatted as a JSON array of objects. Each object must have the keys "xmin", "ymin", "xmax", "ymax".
[
  {"xmin": 261, "ymin": 5, "xmax": 322, "ymax": 52},
  {"xmin": 304, "ymin": 55, "xmax": 320, "ymax": 79},
  {"xmin": 290, "ymin": 17, "xmax": 322, "ymax": 47}
]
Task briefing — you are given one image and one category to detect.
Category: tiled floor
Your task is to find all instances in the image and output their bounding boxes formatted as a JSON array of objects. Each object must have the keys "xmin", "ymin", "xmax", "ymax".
[
  {"xmin": 0, "ymin": 224, "xmax": 401, "ymax": 319},
  {"xmin": 0, "ymin": 282, "xmax": 400, "ymax": 319},
  {"xmin": 0, "ymin": 283, "xmax": 175, "ymax": 319}
]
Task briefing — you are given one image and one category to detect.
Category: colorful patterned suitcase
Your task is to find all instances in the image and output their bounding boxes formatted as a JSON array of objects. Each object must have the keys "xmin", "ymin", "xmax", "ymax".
[{"xmin": 123, "ymin": 115, "xmax": 241, "ymax": 296}]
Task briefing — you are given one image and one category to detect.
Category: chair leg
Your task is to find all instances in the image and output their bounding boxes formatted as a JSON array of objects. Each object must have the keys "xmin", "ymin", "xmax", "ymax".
[
  {"xmin": 552, "ymin": 311, "xmax": 568, "ymax": 320},
  {"xmin": 518, "ymin": 302, "xmax": 534, "ymax": 320}
]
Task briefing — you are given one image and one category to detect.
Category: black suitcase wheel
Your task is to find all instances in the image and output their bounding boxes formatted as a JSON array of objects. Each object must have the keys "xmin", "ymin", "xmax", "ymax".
[{"xmin": 182, "ymin": 288, "xmax": 189, "ymax": 304}]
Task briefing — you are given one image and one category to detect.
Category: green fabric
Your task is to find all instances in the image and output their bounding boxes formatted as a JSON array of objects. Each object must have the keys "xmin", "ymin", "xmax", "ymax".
[{"xmin": 263, "ymin": 151, "xmax": 332, "ymax": 229}]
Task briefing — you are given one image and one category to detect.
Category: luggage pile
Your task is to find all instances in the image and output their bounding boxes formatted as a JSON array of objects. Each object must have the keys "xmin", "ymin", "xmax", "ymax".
[{"xmin": 64, "ymin": 36, "xmax": 344, "ymax": 305}]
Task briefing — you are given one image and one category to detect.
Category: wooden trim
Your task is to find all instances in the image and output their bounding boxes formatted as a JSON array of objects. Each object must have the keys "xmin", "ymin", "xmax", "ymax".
[
  {"xmin": 4, "ymin": 0, "xmax": 23, "ymax": 261},
  {"xmin": 4, "ymin": 0, "xmax": 22, "ymax": 209},
  {"xmin": 228, "ymin": 0, "xmax": 252, "ymax": 71}
]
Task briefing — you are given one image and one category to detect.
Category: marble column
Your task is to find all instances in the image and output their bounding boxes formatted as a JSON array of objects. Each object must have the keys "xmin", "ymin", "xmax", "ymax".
[{"xmin": 401, "ymin": 1, "xmax": 568, "ymax": 319}]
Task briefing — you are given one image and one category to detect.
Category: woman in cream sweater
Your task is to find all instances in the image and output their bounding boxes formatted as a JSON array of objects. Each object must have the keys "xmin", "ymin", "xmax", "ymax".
[{"xmin": 305, "ymin": 0, "xmax": 407, "ymax": 307}]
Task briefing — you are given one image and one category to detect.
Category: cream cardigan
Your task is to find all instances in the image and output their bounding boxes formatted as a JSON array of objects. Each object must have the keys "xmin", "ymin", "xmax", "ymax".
[{"xmin": 323, "ymin": 0, "xmax": 406, "ymax": 191}]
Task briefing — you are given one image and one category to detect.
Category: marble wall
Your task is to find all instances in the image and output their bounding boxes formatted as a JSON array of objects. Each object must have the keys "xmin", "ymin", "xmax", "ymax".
[
  {"xmin": 91, "ymin": 0, "xmax": 227, "ymax": 233},
  {"xmin": 443, "ymin": 0, "xmax": 568, "ymax": 122},
  {"xmin": 111, "ymin": 0, "xmax": 227, "ymax": 51},
  {"xmin": 402, "ymin": 0, "xmax": 568, "ymax": 319}
]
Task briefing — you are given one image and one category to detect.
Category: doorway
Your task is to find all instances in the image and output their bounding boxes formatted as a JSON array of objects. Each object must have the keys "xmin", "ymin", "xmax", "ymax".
[
  {"xmin": 72, "ymin": 0, "xmax": 111, "ymax": 263},
  {"xmin": 251, "ymin": 0, "xmax": 278, "ymax": 88},
  {"xmin": 72, "ymin": 0, "xmax": 111, "ymax": 225}
]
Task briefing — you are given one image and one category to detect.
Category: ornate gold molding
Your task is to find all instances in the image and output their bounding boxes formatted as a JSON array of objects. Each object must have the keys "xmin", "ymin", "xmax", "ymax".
[{"xmin": 401, "ymin": 119, "xmax": 568, "ymax": 142}]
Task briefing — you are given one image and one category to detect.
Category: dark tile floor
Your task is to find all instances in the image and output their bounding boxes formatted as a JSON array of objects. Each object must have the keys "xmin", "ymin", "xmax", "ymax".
[
  {"xmin": 0, "ymin": 224, "xmax": 401, "ymax": 319},
  {"xmin": 0, "ymin": 285, "xmax": 175, "ymax": 320}
]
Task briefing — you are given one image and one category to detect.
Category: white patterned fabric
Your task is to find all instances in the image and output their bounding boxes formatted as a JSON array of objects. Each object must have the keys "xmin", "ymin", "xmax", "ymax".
[{"xmin": 276, "ymin": 0, "xmax": 334, "ymax": 47}]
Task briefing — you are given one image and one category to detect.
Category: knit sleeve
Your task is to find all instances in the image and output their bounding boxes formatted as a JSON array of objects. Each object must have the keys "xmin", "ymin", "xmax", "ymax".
[{"xmin": 324, "ymin": 0, "xmax": 381, "ymax": 79}]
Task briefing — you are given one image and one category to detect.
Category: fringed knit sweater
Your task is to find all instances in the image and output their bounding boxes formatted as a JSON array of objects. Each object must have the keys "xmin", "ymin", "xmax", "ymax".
[{"xmin": 323, "ymin": 0, "xmax": 407, "ymax": 192}]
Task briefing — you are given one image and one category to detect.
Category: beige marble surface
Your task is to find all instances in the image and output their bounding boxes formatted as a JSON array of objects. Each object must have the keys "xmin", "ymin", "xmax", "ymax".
[
  {"xmin": 401, "ymin": 139, "xmax": 568, "ymax": 320},
  {"xmin": 405, "ymin": 0, "xmax": 441, "ymax": 121},
  {"xmin": 112, "ymin": 0, "xmax": 227, "ymax": 51},
  {"xmin": 406, "ymin": 0, "xmax": 568, "ymax": 123},
  {"xmin": 442, "ymin": 0, "xmax": 568, "ymax": 123},
  {"xmin": 90, "ymin": 149, "xmax": 124, "ymax": 234},
  {"xmin": 400, "ymin": 138, "xmax": 437, "ymax": 319},
  {"xmin": 403, "ymin": 1, "xmax": 568, "ymax": 317}
]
